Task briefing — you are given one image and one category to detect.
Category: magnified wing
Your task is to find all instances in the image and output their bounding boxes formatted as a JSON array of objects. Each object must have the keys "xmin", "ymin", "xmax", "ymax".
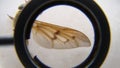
[
  {"xmin": 32, "ymin": 21, "xmax": 91, "ymax": 49},
  {"xmin": 8, "ymin": 1, "xmax": 90, "ymax": 49}
]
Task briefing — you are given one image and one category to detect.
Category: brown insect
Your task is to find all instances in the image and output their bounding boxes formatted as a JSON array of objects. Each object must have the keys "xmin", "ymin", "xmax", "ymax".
[{"xmin": 9, "ymin": 0, "xmax": 91, "ymax": 49}]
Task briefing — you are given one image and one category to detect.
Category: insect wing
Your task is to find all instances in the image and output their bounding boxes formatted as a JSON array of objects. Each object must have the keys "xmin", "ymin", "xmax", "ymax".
[{"xmin": 32, "ymin": 21, "xmax": 91, "ymax": 49}]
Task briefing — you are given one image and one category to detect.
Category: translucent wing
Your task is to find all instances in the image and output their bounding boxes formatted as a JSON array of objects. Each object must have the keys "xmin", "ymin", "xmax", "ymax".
[
  {"xmin": 32, "ymin": 21, "xmax": 91, "ymax": 49},
  {"xmin": 8, "ymin": 1, "xmax": 90, "ymax": 49}
]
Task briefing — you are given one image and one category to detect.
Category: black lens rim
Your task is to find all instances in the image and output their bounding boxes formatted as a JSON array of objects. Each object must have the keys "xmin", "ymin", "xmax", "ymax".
[{"xmin": 14, "ymin": 0, "xmax": 111, "ymax": 68}]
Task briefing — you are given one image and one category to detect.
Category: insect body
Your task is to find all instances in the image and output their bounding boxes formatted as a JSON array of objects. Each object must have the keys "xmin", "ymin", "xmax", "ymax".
[{"xmin": 9, "ymin": 1, "xmax": 91, "ymax": 49}]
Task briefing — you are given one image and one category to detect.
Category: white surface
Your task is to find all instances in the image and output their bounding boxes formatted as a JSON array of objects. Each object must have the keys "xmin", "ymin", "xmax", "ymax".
[{"xmin": 0, "ymin": 0, "xmax": 120, "ymax": 68}]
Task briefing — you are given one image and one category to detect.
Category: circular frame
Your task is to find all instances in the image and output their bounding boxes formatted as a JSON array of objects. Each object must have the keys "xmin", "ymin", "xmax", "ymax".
[{"xmin": 14, "ymin": 0, "xmax": 110, "ymax": 68}]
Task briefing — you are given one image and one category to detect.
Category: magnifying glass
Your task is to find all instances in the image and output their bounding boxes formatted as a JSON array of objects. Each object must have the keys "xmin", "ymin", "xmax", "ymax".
[{"xmin": 14, "ymin": 0, "xmax": 110, "ymax": 68}]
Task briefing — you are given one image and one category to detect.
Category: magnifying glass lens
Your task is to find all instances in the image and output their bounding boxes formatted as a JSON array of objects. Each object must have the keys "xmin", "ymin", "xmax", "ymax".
[{"xmin": 27, "ymin": 5, "xmax": 94, "ymax": 67}]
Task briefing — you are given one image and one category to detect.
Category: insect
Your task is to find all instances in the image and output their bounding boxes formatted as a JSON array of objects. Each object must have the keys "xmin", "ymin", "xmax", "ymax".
[{"xmin": 9, "ymin": 0, "xmax": 91, "ymax": 49}]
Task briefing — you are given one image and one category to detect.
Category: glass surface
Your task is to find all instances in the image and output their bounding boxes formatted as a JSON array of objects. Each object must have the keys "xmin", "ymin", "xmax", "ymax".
[{"xmin": 27, "ymin": 5, "xmax": 94, "ymax": 67}]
